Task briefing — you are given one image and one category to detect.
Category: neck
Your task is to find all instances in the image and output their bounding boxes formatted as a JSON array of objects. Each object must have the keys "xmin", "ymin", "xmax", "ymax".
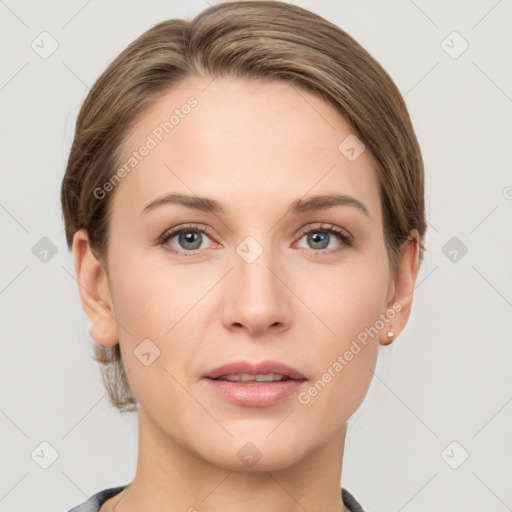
[{"xmin": 112, "ymin": 406, "xmax": 349, "ymax": 512}]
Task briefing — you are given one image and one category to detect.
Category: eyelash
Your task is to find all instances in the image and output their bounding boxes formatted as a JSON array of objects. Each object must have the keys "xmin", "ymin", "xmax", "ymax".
[{"xmin": 157, "ymin": 222, "xmax": 354, "ymax": 257}]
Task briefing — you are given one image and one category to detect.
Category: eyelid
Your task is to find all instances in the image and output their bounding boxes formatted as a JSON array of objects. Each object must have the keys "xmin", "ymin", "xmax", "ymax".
[
  {"xmin": 295, "ymin": 222, "xmax": 352, "ymax": 241},
  {"xmin": 157, "ymin": 223, "xmax": 217, "ymax": 242}
]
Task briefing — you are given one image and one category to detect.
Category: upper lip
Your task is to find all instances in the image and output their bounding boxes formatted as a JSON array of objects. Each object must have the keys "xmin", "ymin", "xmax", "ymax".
[{"xmin": 204, "ymin": 360, "xmax": 307, "ymax": 380}]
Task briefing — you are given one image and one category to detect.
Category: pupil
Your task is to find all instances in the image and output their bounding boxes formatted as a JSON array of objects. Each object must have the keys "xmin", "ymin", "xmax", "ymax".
[
  {"xmin": 180, "ymin": 231, "xmax": 202, "ymax": 250},
  {"xmin": 309, "ymin": 232, "xmax": 328, "ymax": 249}
]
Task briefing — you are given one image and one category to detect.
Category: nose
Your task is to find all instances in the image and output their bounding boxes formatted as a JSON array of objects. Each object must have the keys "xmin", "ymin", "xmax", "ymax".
[{"xmin": 222, "ymin": 247, "xmax": 292, "ymax": 336}]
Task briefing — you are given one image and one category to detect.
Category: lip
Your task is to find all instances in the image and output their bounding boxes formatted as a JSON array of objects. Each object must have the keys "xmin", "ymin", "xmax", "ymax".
[
  {"xmin": 202, "ymin": 360, "xmax": 308, "ymax": 407},
  {"xmin": 203, "ymin": 360, "xmax": 306, "ymax": 380}
]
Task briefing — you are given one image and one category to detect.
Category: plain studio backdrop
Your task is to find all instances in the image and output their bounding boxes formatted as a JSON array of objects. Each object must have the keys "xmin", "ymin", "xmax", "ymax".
[{"xmin": 1, "ymin": 1, "xmax": 511, "ymax": 511}]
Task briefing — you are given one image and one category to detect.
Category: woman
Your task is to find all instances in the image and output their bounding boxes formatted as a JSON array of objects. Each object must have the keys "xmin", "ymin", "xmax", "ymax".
[{"xmin": 61, "ymin": 1, "xmax": 426, "ymax": 511}]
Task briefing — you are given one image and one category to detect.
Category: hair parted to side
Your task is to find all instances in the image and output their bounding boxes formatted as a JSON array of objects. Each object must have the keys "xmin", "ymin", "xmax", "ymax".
[{"xmin": 61, "ymin": 0, "xmax": 427, "ymax": 413}]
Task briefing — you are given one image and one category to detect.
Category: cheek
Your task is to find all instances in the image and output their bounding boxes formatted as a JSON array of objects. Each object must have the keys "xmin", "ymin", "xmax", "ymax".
[
  {"xmin": 296, "ymin": 305, "xmax": 381, "ymax": 431},
  {"xmin": 107, "ymin": 250, "xmax": 210, "ymax": 402},
  {"xmin": 293, "ymin": 253, "xmax": 389, "ymax": 342},
  {"xmin": 109, "ymin": 247, "xmax": 209, "ymax": 341},
  {"xmin": 296, "ymin": 260, "xmax": 388, "ymax": 415}
]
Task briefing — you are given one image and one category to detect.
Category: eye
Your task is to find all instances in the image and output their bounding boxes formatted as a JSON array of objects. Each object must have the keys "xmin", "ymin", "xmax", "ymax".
[
  {"xmin": 157, "ymin": 222, "xmax": 353, "ymax": 257},
  {"xmin": 295, "ymin": 223, "xmax": 353, "ymax": 253},
  {"xmin": 158, "ymin": 224, "xmax": 219, "ymax": 256}
]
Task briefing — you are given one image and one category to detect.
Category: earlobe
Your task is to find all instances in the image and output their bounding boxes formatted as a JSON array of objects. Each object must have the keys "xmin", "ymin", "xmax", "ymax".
[
  {"xmin": 72, "ymin": 229, "xmax": 119, "ymax": 347},
  {"xmin": 380, "ymin": 229, "xmax": 420, "ymax": 346},
  {"xmin": 381, "ymin": 330, "xmax": 395, "ymax": 346}
]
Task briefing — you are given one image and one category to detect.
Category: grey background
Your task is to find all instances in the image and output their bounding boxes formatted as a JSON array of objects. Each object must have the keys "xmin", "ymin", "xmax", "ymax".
[{"xmin": 1, "ymin": 1, "xmax": 511, "ymax": 511}]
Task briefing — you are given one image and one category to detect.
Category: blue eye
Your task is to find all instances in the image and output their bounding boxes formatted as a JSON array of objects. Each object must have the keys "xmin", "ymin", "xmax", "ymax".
[
  {"xmin": 158, "ymin": 224, "xmax": 215, "ymax": 255},
  {"xmin": 295, "ymin": 224, "xmax": 353, "ymax": 253},
  {"xmin": 158, "ymin": 222, "xmax": 353, "ymax": 257}
]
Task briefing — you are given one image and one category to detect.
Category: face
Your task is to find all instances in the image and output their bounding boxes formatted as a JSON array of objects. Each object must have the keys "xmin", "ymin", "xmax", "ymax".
[{"xmin": 79, "ymin": 76, "xmax": 410, "ymax": 471}]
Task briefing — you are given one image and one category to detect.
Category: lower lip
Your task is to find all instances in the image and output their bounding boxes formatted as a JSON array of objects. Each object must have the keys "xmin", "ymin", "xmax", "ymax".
[{"xmin": 203, "ymin": 378, "xmax": 307, "ymax": 407}]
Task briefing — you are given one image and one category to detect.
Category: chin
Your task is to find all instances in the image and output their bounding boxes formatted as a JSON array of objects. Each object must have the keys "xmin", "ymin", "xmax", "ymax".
[{"xmin": 196, "ymin": 435, "xmax": 309, "ymax": 473}]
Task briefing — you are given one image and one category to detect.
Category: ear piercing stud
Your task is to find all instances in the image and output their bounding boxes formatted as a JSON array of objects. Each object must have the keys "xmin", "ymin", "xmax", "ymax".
[{"xmin": 386, "ymin": 331, "xmax": 394, "ymax": 340}]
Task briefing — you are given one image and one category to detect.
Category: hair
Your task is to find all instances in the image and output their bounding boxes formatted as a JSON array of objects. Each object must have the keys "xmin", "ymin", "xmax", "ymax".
[{"xmin": 61, "ymin": 0, "xmax": 427, "ymax": 413}]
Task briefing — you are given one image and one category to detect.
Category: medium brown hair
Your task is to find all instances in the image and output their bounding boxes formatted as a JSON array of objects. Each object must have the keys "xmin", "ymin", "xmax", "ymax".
[{"xmin": 61, "ymin": 0, "xmax": 427, "ymax": 413}]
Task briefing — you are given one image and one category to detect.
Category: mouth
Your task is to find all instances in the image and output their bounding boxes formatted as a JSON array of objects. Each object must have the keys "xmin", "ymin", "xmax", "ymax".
[
  {"xmin": 202, "ymin": 360, "xmax": 307, "ymax": 407},
  {"xmin": 203, "ymin": 360, "xmax": 307, "ymax": 381},
  {"xmin": 209, "ymin": 373, "xmax": 296, "ymax": 383}
]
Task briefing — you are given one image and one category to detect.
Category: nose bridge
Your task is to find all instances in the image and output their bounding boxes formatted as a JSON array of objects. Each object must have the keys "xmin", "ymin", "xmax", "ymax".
[{"xmin": 223, "ymin": 237, "xmax": 290, "ymax": 334}]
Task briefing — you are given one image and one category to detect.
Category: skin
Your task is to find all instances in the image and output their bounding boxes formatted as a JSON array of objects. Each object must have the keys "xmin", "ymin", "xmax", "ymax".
[{"xmin": 73, "ymin": 76, "xmax": 419, "ymax": 512}]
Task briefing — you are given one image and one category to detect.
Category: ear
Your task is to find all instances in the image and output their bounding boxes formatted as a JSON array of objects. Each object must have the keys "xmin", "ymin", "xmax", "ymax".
[
  {"xmin": 380, "ymin": 229, "xmax": 420, "ymax": 346},
  {"xmin": 72, "ymin": 229, "xmax": 118, "ymax": 347}
]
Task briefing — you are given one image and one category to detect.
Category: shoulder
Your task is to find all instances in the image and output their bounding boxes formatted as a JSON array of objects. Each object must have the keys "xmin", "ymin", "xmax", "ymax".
[
  {"xmin": 342, "ymin": 487, "xmax": 367, "ymax": 512},
  {"xmin": 65, "ymin": 485, "xmax": 127, "ymax": 512}
]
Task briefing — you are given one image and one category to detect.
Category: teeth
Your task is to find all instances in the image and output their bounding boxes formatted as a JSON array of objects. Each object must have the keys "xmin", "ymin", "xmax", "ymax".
[{"xmin": 219, "ymin": 373, "xmax": 288, "ymax": 382}]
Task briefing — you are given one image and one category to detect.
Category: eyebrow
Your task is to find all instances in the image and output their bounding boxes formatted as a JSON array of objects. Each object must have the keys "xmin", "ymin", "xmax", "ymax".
[{"xmin": 140, "ymin": 192, "xmax": 370, "ymax": 218}]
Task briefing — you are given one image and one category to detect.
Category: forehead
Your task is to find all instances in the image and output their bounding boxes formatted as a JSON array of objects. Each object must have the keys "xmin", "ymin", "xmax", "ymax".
[{"xmin": 111, "ymin": 76, "xmax": 381, "ymax": 226}]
